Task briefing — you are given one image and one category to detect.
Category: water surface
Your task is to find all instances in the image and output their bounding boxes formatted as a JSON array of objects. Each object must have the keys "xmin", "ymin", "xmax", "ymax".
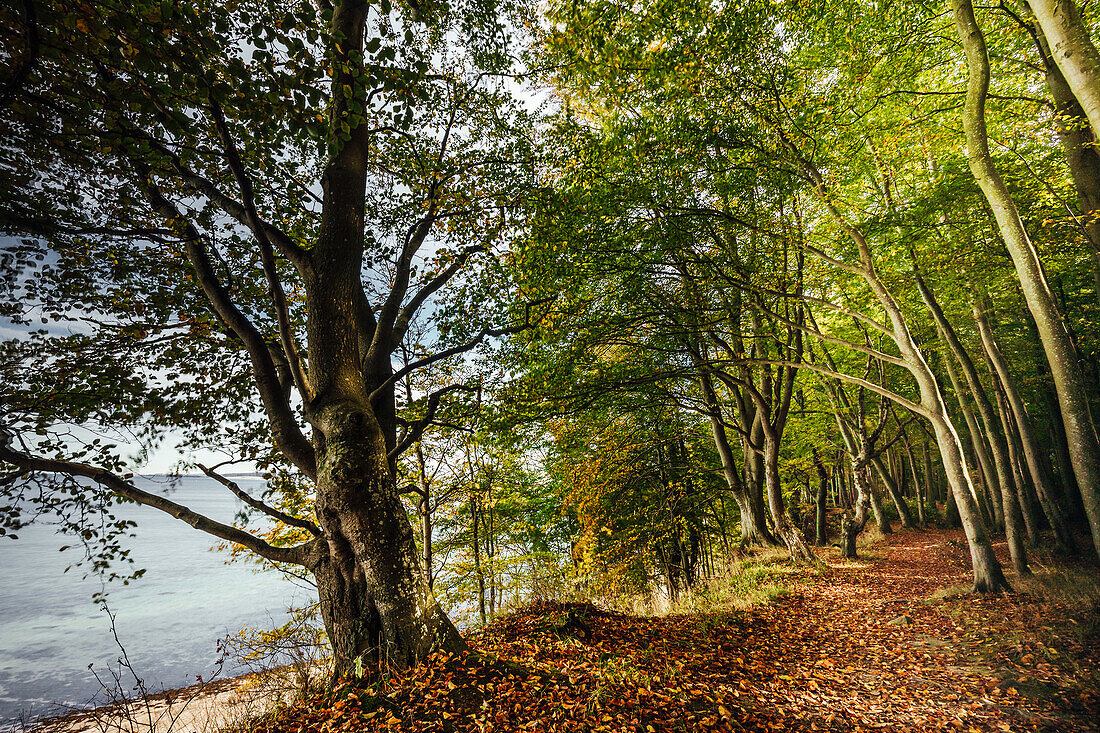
[{"xmin": 0, "ymin": 475, "xmax": 312, "ymax": 728}]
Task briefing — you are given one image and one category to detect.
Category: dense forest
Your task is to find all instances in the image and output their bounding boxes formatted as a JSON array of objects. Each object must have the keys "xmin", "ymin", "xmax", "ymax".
[{"xmin": 2, "ymin": 0, "xmax": 1100, "ymax": 729}]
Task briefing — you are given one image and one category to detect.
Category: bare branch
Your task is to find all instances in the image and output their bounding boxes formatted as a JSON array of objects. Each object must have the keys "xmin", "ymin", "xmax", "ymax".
[{"xmin": 197, "ymin": 463, "xmax": 321, "ymax": 537}]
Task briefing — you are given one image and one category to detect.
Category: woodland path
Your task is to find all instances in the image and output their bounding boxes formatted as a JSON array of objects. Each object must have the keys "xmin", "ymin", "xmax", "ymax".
[{"xmin": 258, "ymin": 528, "xmax": 1100, "ymax": 733}]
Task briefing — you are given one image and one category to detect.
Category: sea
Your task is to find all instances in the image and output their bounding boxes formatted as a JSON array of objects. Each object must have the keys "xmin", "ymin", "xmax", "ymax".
[{"xmin": 0, "ymin": 475, "xmax": 314, "ymax": 729}]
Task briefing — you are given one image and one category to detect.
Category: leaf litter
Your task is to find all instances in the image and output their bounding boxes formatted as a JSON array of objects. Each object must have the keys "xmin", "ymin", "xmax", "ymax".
[{"xmin": 252, "ymin": 528, "xmax": 1098, "ymax": 732}]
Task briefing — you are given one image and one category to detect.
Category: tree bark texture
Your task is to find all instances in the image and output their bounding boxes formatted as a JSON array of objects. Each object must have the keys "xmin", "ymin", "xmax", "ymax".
[{"xmin": 954, "ymin": 0, "xmax": 1100, "ymax": 561}]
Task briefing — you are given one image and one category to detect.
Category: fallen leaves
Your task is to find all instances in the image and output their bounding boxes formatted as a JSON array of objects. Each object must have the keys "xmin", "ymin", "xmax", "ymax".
[{"xmin": 251, "ymin": 529, "xmax": 1098, "ymax": 733}]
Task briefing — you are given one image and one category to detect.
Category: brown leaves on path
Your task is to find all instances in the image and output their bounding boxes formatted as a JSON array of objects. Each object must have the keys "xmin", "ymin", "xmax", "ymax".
[{"xmin": 254, "ymin": 529, "xmax": 1098, "ymax": 732}]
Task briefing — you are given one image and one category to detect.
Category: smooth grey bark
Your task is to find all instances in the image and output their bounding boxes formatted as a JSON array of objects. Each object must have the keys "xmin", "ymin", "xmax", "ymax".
[
  {"xmin": 1030, "ymin": 20, "xmax": 1100, "ymax": 311},
  {"xmin": 973, "ymin": 298, "xmax": 1077, "ymax": 554},
  {"xmin": 913, "ymin": 271, "xmax": 1029, "ymax": 572},
  {"xmin": 1026, "ymin": 0, "xmax": 1100, "ymax": 143},
  {"xmin": 941, "ymin": 347, "xmax": 999, "ymax": 527},
  {"xmin": 699, "ymin": 371, "xmax": 776, "ymax": 546},
  {"xmin": 842, "ymin": 462, "xmax": 873, "ymax": 559},
  {"xmin": 998, "ymin": 386, "xmax": 1043, "ymax": 544},
  {"xmin": 871, "ymin": 455, "xmax": 917, "ymax": 529},
  {"xmin": 954, "ymin": 0, "xmax": 1100, "ymax": 560},
  {"xmin": 902, "ymin": 436, "xmax": 927, "ymax": 526},
  {"xmin": 786, "ymin": 148, "xmax": 1009, "ymax": 591}
]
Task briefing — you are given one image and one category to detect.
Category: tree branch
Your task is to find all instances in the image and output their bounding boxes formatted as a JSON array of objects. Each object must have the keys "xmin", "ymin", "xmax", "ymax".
[
  {"xmin": 211, "ymin": 101, "xmax": 313, "ymax": 403},
  {"xmin": 197, "ymin": 463, "xmax": 321, "ymax": 537},
  {"xmin": 0, "ymin": 441, "xmax": 313, "ymax": 566},
  {"xmin": 136, "ymin": 169, "xmax": 317, "ymax": 480}
]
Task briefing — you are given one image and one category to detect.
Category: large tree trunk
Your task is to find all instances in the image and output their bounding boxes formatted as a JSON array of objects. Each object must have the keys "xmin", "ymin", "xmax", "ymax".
[
  {"xmin": 312, "ymin": 404, "xmax": 464, "ymax": 675},
  {"xmin": 954, "ymin": 0, "xmax": 1100, "ymax": 561},
  {"xmin": 1026, "ymin": 0, "xmax": 1100, "ymax": 143}
]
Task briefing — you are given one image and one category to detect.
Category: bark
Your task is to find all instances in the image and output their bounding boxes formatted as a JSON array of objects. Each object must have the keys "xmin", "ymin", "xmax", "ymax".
[
  {"xmin": 1026, "ymin": 0, "xmax": 1100, "ymax": 144},
  {"xmin": 914, "ymin": 272, "xmax": 1028, "ymax": 571},
  {"xmin": 998, "ymin": 386, "xmax": 1043, "ymax": 544},
  {"xmin": 973, "ymin": 299, "xmax": 1077, "ymax": 554},
  {"xmin": 311, "ymin": 402, "xmax": 464, "ymax": 674},
  {"xmin": 763, "ymin": 433, "xmax": 818, "ymax": 563},
  {"xmin": 871, "ymin": 455, "xmax": 917, "ymax": 530},
  {"xmin": 902, "ymin": 437, "xmax": 927, "ymax": 527},
  {"xmin": 415, "ymin": 442, "xmax": 433, "ymax": 589},
  {"xmin": 1031, "ymin": 21, "xmax": 1100, "ymax": 312},
  {"xmin": 842, "ymin": 467, "xmax": 873, "ymax": 559},
  {"xmin": 954, "ymin": 0, "xmax": 1100, "ymax": 561},
  {"xmin": 700, "ymin": 371, "xmax": 776, "ymax": 546},
  {"xmin": 812, "ymin": 448, "xmax": 830, "ymax": 546},
  {"xmin": 941, "ymin": 348, "xmax": 1000, "ymax": 527}
]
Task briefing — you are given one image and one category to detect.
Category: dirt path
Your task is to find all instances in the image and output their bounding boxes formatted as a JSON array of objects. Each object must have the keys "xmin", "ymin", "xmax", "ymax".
[{"xmin": 740, "ymin": 528, "xmax": 1098, "ymax": 731}]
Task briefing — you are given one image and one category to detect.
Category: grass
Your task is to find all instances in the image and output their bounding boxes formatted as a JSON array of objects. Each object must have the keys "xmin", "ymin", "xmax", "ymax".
[{"xmin": 669, "ymin": 549, "xmax": 794, "ymax": 616}]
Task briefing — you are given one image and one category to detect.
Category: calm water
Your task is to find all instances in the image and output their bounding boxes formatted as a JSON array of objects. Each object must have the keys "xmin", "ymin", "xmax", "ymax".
[{"xmin": 0, "ymin": 476, "xmax": 313, "ymax": 728}]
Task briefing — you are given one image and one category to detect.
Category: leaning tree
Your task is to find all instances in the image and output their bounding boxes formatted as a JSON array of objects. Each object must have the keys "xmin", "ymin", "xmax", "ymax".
[{"xmin": 0, "ymin": 0, "xmax": 538, "ymax": 676}]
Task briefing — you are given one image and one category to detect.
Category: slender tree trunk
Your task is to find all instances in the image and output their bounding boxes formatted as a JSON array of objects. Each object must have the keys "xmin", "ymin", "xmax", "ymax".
[
  {"xmin": 941, "ymin": 346, "xmax": 1001, "ymax": 527},
  {"xmin": 921, "ymin": 444, "xmax": 938, "ymax": 521},
  {"xmin": 812, "ymin": 448, "xmax": 830, "ymax": 545},
  {"xmin": 700, "ymin": 373, "xmax": 775, "ymax": 546},
  {"xmin": 470, "ymin": 493, "xmax": 486, "ymax": 625},
  {"xmin": 954, "ymin": 0, "xmax": 1100, "ymax": 561},
  {"xmin": 763, "ymin": 433, "xmax": 817, "ymax": 562},
  {"xmin": 974, "ymin": 299, "xmax": 1077, "ymax": 554},
  {"xmin": 842, "ymin": 461, "xmax": 873, "ymax": 559},
  {"xmin": 415, "ymin": 443, "xmax": 433, "ymax": 589},
  {"xmin": 1031, "ymin": 21, "xmax": 1100, "ymax": 312},
  {"xmin": 998, "ymin": 386, "xmax": 1042, "ymax": 545},
  {"xmin": 1026, "ymin": 0, "xmax": 1100, "ymax": 143},
  {"xmin": 872, "ymin": 455, "xmax": 917, "ymax": 529},
  {"xmin": 903, "ymin": 437, "xmax": 927, "ymax": 527},
  {"xmin": 914, "ymin": 272, "xmax": 1028, "ymax": 570}
]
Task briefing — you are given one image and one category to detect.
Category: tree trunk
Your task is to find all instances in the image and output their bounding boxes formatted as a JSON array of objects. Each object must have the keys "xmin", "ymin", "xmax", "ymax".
[
  {"xmin": 415, "ymin": 442, "xmax": 433, "ymax": 589},
  {"xmin": 312, "ymin": 404, "xmax": 464, "ymax": 675},
  {"xmin": 954, "ymin": 0, "xmax": 1100, "ymax": 561},
  {"xmin": 1026, "ymin": 0, "xmax": 1100, "ymax": 143},
  {"xmin": 812, "ymin": 448, "xmax": 830, "ymax": 546},
  {"xmin": 871, "ymin": 455, "xmax": 917, "ymax": 529},
  {"xmin": 763, "ymin": 433, "xmax": 817, "ymax": 563},
  {"xmin": 1031, "ymin": 20, "xmax": 1100, "ymax": 312},
  {"xmin": 700, "ymin": 372, "xmax": 776, "ymax": 546},
  {"xmin": 842, "ymin": 462, "xmax": 873, "ymax": 560},
  {"xmin": 974, "ymin": 299, "xmax": 1077, "ymax": 554},
  {"xmin": 470, "ymin": 493, "xmax": 487, "ymax": 625},
  {"xmin": 903, "ymin": 438, "xmax": 927, "ymax": 527},
  {"xmin": 941, "ymin": 346, "xmax": 1001, "ymax": 527},
  {"xmin": 914, "ymin": 272, "xmax": 1027, "ymax": 570}
]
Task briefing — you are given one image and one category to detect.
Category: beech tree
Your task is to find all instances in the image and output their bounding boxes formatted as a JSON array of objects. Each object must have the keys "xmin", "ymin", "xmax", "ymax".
[{"xmin": 0, "ymin": 0, "xmax": 537, "ymax": 675}]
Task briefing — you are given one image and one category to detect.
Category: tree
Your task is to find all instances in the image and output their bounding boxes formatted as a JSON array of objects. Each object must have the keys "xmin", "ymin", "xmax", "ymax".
[{"xmin": 0, "ymin": 0, "xmax": 537, "ymax": 676}]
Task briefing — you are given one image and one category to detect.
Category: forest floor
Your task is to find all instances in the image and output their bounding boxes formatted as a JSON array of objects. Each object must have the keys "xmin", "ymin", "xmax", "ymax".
[
  {"xmin": 40, "ymin": 527, "xmax": 1100, "ymax": 733},
  {"xmin": 250, "ymin": 527, "xmax": 1100, "ymax": 733}
]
